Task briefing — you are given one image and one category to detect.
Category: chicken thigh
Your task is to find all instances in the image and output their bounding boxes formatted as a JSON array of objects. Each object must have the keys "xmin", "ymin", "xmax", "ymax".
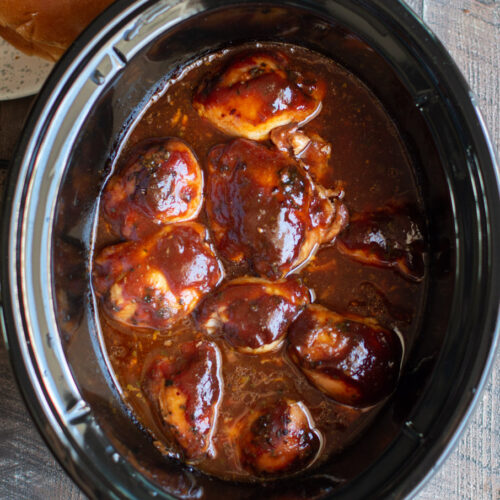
[
  {"xmin": 93, "ymin": 222, "xmax": 222, "ymax": 330},
  {"xmin": 206, "ymin": 138, "xmax": 347, "ymax": 278},
  {"xmin": 197, "ymin": 277, "xmax": 310, "ymax": 353},
  {"xmin": 288, "ymin": 304, "xmax": 403, "ymax": 407},
  {"xmin": 233, "ymin": 399, "xmax": 321, "ymax": 476},
  {"xmin": 144, "ymin": 341, "xmax": 222, "ymax": 460},
  {"xmin": 101, "ymin": 138, "xmax": 203, "ymax": 240},
  {"xmin": 193, "ymin": 50, "xmax": 325, "ymax": 140},
  {"xmin": 337, "ymin": 207, "xmax": 425, "ymax": 281}
]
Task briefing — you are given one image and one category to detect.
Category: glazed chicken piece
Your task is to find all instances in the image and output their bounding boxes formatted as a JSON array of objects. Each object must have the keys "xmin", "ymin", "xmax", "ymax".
[
  {"xmin": 206, "ymin": 138, "xmax": 348, "ymax": 278},
  {"xmin": 193, "ymin": 50, "xmax": 325, "ymax": 140},
  {"xmin": 144, "ymin": 341, "xmax": 222, "ymax": 460},
  {"xmin": 101, "ymin": 138, "xmax": 203, "ymax": 240},
  {"xmin": 271, "ymin": 123, "xmax": 333, "ymax": 186},
  {"xmin": 337, "ymin": 207, "xmax": 425, "ymax": 281},
  {"xmin": 232, "ymin": 399, "xmax": 322, "ymax": 476},
  {"xmin": 288, "ymin": 304, "xmax": 403, "ymax": 408},
  {"xmin": 197, "ymin": 277, "xmax": 310, "ymax": 354},
  {"xmin": 93, "ymin": 222, "xmax": 222, "ymax": 330}
]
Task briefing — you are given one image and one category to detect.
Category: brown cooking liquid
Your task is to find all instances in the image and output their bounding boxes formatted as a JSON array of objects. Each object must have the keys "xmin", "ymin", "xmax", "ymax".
[{"xmin": 92, "ymin": 43, "xmax": 426, "ymax": 481}]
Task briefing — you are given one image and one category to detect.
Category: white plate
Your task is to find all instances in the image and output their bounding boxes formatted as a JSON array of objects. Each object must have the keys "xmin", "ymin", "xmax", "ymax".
[{"xmin": 0, "ymin": 37, "xmax": 54, "ymax": 100}]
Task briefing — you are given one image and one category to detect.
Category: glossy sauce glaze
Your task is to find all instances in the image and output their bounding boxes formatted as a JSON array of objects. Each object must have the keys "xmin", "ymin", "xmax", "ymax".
[{"xmin": 91, "ymin": 43, "xmax": 426, "ymax": 481}]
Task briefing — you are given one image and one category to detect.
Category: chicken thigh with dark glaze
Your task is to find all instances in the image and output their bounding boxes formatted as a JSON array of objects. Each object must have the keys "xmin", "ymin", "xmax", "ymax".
[
  {"xmin": 193, "ymin": 50, "xmax": 325, "ymax": 140},
  {"xmin": 288, "ymin": 304, "xmax": 403, "ymax": 407},
  {"xmin": 206, "ymin": 138, "xmax": 347, "ymax": 279},
  {"xmin": 93, "ymin": 222, "xmax": 222, "ymax": 330},
  {"xmin": 101, "ymin": 138, "xmax": 203, "ymax": 240},
  {"xmin": 197, "ymin": 277, "xmax": 310, "ymax": 353},
  {"xmin": 231, "ymin": 399, "xmax": 322, "ymax": 476},
  {"xmin": 144, "ymin": 341, "xmax": 222, "ymax": 460},
  {"xmin": 337, "ymin": 207, "xmax": 425, "ymax": 282}
]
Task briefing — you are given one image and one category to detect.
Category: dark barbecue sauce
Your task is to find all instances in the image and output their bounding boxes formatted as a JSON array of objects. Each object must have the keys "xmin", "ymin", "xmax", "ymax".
[{"xmin": 91, "ymin": 43, "xmax": 426, "ymax": 482}]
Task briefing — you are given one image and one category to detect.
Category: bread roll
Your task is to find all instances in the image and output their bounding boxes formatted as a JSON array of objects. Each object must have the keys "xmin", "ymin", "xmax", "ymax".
[{"xmin": 0, "ymin": 0, "xmax": 115, "ymax": 61}]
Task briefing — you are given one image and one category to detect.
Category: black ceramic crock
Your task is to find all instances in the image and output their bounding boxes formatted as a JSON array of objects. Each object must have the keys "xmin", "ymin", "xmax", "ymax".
[{"xmin": 1, "ymin": 1, "xmax": 499, "ymax": 498}]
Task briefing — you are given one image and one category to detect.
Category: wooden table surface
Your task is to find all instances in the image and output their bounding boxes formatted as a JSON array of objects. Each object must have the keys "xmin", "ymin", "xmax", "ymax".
[{"xmin": 0, "ymin": 1, "xmax": 498, "ymax": 498}]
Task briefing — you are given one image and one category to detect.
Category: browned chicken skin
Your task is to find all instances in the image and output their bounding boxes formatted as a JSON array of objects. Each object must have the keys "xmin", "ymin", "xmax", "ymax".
[
  {"xmin": 337, "ymin": 207, "xmax": 425, "ymax": 281},
  {"xmin": 101, "ymin": 138, "xmax": 203, "ymax": 240},
  {"xmin": 271, "ymin": 123, "xmax": 333, "ymax": 186},
  {"xmin": 288, "ymin": 304, "xmax": 403, "ymax": 408},
  {"xmin": 193, "ymin": 50, "xmax": 325, "ymax": 140},
  {"xmin": 232, "ymin": 399, "xmax": 322, "ymax": 476},
  {"xmin": 93, "ymin": 223, "xmax": 222, "ymax": 330},
  {"xmin": 144, "ymin": 341, "xmax": 222, "ymax": 460},
  {"xmin": 197, "ymin": 277, "xmax": 310, "ymax": 353},
  {"xmin": 206, "ymin": 138, "xmax": 347, "ymax": 278},
  {"xmin": 270, "ymin": 123, "xmax": 349, "ymax": 241}
]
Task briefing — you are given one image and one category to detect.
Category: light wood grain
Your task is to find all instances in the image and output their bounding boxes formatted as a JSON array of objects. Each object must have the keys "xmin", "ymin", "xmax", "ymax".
[
  {"xmin": 405, "ymin": 0, "xmax": 424, "ymax": 16},
  {"xmin": 0, "ymin": 1, "xmax": 498, "ymax": 499}
]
